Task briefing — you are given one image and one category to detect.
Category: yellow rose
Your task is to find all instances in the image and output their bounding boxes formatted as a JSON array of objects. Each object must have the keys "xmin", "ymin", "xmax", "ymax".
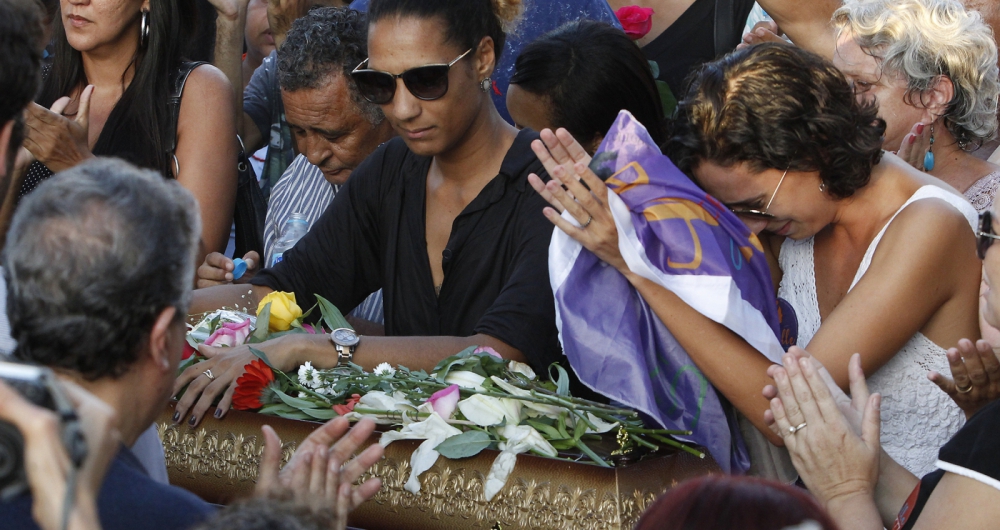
[{"xmin": 257, "ymin": 291, "xmax": 302, "ymax": 332}]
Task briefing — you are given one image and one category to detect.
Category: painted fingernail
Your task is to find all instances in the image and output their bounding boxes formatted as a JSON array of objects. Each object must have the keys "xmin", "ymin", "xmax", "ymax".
[
  {"xmin": 908, "ymin": 134, "xmax": 916, "ymax": 144},
  {"xmin": 214, "ymin": 409, "xmax": 224, "ymax": 419},
  {"xmin": 172, "ymin": 411, "xmax": 181, "ymax": 423},
  {"xmin": 916, "ymin": 124, "xmax": 924, "ymax": 134},
  {"xmin": 188, "ymin": 415, "xmax": 198, "ymax": 426}
]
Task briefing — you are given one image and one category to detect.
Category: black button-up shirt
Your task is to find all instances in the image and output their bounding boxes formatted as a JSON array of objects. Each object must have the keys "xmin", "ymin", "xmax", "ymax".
[{"xmin": 252, "ymin": 129, "xmax": 562, "ymax": 373}]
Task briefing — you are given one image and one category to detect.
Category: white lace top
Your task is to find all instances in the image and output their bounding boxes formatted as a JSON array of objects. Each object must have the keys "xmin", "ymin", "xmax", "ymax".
[
  {"xmin": 964, "ymin": 170, "xmax": 1000, "ymax": 213},
  {"xmin": 777, "ymin": 186, "xmax": 977, "ymax": 476}
]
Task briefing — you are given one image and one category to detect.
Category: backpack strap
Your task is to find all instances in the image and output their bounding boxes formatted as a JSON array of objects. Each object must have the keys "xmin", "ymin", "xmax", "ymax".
[
  {"xmin": 714, "ymin": 0, "xmax": 737, "ymax": 56},
  {"xmin": 164, "ymin": 61, "xmax": 208, "ymax": 178}
]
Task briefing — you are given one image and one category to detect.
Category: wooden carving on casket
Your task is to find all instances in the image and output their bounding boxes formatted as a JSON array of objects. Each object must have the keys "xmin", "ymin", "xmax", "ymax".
[{"xmin": 157, "ymin": 403, "xmax": 718, "ymax": 529}]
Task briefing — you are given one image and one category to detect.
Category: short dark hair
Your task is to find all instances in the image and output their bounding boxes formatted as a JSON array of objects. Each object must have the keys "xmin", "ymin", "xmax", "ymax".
[
  {"xmin": 277, "ymin": 7, "xmax": 382, "ymax": 124},
  {"xmin": 0, "ymin": 0, "xmax": 42, "ymax": 170},
  {"xmin": 6, "ymin": 158, "xmax": 200, "ymax": 380},
  {"xmin": 634, "ymin": 475, "xmax": 838, "ymax": 530},
  {"xmin": 194, "ymin": 498, "xmax": 331, "ymax": 530},
  {"xmin": 510, "ymin": 20, "xmax": 666, "ymax": 147},
  {"xmin": 368, "ymin": 0, "xmax": 523, "ymax": 66},
  {"xmin": 665, "ymin": 43, "xmax": 886, "ymax": 199}
]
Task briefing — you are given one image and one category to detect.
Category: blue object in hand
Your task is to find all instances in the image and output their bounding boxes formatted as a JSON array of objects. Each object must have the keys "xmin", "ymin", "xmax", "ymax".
[{"xmin": 232, "ymin": 258, "xmax": 248, "ymax": 280}]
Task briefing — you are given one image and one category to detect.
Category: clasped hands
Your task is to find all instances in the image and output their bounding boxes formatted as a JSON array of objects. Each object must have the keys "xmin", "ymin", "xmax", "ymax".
[{"xmin": 21, "ymin": 85, "xmax": 95, "ymax": 174}]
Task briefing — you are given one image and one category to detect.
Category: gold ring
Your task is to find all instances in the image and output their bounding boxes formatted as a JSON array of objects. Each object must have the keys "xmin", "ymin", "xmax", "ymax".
[
  {"xmin": 957, "ymin": 382, "xmax": 973, "ymax": 394},
  {"xmin": 789, "ymin": 422, "xmax": 807, "ymax": 434},
  {"xmin": 203, "ymin": 369, "xmax": 215, "ymax": 381}
]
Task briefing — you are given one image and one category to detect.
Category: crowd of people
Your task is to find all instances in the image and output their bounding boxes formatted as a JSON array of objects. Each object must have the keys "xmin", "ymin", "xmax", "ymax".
[{"xmin": 2, "ymin": 0, "xmax": 1000, "ymax": 529}]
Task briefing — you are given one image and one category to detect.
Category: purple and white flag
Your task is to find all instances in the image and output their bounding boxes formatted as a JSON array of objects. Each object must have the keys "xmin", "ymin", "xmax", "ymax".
[{"xmin": 550, "ymin": 111, "xmax": 785, "ymax": 473}]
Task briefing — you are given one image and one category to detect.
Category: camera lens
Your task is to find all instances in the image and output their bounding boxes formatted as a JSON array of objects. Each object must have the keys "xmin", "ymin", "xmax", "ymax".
[{"xmin": 0, "ymin": 421, "xmax": 26, "ymax": 495}]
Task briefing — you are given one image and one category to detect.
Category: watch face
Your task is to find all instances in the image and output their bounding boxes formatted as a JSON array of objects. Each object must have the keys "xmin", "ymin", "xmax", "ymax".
[{"xmin": 332, "ymin": 328, "xmax": 360, "ymax": 346}]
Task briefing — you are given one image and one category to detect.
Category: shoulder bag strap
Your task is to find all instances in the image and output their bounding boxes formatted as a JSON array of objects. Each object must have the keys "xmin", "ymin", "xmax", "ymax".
[
  {"xmin": 164, "ymin": 60, "xmax": 208, "ymax": 178},
  {"xmin": 714, "ymin": 0, "xmax": 737, "ymax": 57}
]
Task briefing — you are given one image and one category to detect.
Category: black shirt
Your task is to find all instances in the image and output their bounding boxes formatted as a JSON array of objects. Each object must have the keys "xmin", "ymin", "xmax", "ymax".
[
  {"xmin": 252, "ymin": 129, "xmax": 563, "ymax": 374},
  {"xmin": 642, "ymin": 0, "xmax": 755, "ymax": 98},
  {"xmin": 898, "ymin": 398, "xmax": 1000, "ymax": 529}
]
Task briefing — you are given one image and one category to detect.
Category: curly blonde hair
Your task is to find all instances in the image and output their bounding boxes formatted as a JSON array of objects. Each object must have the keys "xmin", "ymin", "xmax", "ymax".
[{"xmin": 832, "ymin": 0, "xmax": 1000, "ymax": 144}]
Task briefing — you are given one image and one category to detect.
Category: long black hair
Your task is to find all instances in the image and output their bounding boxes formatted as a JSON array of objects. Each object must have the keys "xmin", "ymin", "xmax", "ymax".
[
  {"xmin": 510, "ymin": 20, "xmax": 666, "ymax": 147},
  {"xmin": 38, "ymin": 0, "xmax": 198, "ymax": 177}
]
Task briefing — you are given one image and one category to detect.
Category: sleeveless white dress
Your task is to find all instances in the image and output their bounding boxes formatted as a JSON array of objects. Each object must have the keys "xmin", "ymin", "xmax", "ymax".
[{"xmin": 777, "ymin": 186, "xmax": 977, "ymax": 476}]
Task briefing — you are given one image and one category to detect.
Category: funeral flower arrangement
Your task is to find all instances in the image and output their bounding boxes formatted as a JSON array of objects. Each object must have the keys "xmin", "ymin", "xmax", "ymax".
[{"xmin": 182, "ymin": 292, "xmax": 701, "ymax": 499}]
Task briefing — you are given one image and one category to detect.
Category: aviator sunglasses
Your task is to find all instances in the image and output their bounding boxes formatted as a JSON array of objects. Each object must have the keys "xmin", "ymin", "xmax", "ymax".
[
  {"xmin": 350, "ymin": 48, "xmax": 472, "ymax": 105},
  {"xmin": 978, "ymin": 210, "xmax": 1000, "ymax": 259},
  {"xmin": 727, "ymin": 167, "xmax": 789, "ymax": 221}
]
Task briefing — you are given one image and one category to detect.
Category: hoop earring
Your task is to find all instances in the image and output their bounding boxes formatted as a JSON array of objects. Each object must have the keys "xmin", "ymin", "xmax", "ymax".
[
  {"xmin": 140, "ymin": 9, "xmax": 150, "ymax": 48},
  {"xmin": 923, "ymin": 123, "xmax": 935, "ymax": 172},
  {"xmin": 480, "ymin": 77, "xmax": 491, "ymax": 93}
]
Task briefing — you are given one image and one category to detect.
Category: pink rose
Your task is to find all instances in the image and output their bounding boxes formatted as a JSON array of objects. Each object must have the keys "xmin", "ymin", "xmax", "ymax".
[
  {"xmin": 427, "ymin": 384, "xmax": 460, "ymax": 419},
  {"xmin": 616, "ymin": 6, "xmax": 655, "ymax": 40},
  {"xmin": 473, "ymin": 346, "xmax": 503, "ymax": 359},
  {"xmin": 204, "ymin": 319, "xmax": 252, "ymax": 348}
]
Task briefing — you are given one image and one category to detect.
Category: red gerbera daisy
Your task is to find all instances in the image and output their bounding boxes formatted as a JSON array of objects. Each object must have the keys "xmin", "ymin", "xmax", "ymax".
[{"xmin": 232, "ymin": 359, "xmax": 275, "ymax": 410}]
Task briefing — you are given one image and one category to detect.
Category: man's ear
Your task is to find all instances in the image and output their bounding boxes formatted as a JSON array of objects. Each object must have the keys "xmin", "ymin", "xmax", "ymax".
[
  {"xmin": 918, "ymin": 75, "xmax": 956, "ymax": 124},
  {"xmin": 0, "ymin": 120, "xmax": 14, "ymax": 179},
  {"xmin": 148, "ymin": 306, "xmax": 179, "ymax": 371}
]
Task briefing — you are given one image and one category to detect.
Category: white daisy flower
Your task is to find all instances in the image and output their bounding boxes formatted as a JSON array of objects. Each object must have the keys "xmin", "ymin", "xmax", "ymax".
[{"xmin": 373, "ymin": 362, "xmax": 396, "ymax": 377}]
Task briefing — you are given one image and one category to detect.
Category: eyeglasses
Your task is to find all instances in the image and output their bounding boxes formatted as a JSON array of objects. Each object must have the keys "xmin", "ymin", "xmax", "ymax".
[
  {"xmin": 350, "ymin": 49, "xmax": 472, "ymax": 105},
  {"xmin": 728, "ymin": 167, "xmax": 789, "ymax": 221},
  {"xmin": 977, "ymin": 210, "xmax": 1000, "ymax": 259}
]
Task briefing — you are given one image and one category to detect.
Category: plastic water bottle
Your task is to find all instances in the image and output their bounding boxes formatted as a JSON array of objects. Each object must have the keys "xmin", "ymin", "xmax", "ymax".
[{"xmin": 270, "ymin": 213, "xmax": 309, "ymax": 267}]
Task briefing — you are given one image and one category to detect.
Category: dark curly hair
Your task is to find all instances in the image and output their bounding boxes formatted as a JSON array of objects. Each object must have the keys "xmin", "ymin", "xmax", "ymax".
[
  {"xmin": 193, "ymin": 498, "xmax": 331, "ymax": 530},
  {"xmin": 634, "ymin": 475, "xmax": 838, "ymax": 530},
  {"xmin": 0, "ymin": 0, "xmax": 42, "ymax": 174},
  {"xmin": 5, "ymin": 159, "xmax": 200, "ymax": 380},
  {"xmin": 664, "ymin": 43, "xmax": 886, "ymax": 199},
  {"xmin": 277, "ymin": 7, "xmax": 382, "ymax": 125},
  {"xmin": 510, "ymin": 20, "xmax": 666, "ymax": 148}
]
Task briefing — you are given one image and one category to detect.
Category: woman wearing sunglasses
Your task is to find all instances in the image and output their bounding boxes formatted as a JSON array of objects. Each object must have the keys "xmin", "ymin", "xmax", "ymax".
[
  {"xmin": 175, "ymin": 0, "xmax": 590, "ymax": 426},
  {"xmin": 530, "ymin": 43, "xmax": 982, "ymax": 478}
]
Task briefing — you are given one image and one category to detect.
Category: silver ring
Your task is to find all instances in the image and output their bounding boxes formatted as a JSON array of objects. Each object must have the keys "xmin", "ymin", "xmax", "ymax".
[
  {"xmin": 582, "ymin": 215, "xmax": 593, "ymax": 228},
  {"xmin": 203, "ymin": 369, "xmax": 216, "ymax": 381},
  {"xmin": 789, "ymin": 422, "xmax": 807, "ymax": 434}
]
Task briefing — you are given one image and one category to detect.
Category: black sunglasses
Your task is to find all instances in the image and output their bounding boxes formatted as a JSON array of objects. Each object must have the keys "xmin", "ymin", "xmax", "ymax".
[
  {"xmin": 978, "ymin": 210, "xmax": 1000, "ymax": 260},
  {"xmin": 350, "ymin": 49, "xmax": 472, "ymax": 105}
]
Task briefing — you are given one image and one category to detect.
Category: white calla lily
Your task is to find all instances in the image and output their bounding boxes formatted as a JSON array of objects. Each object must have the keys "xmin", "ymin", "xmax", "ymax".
[
  {"xmin": 457, "ymin": 394, "xmax": 522, "ymax": 427},
  {"xmin": 490, "ymin": 376, "xmax": 563, "ymax": 416},
  {"xmin": 484, "ymin": 424, "xmax": 558, "ymax": 500},
  {"xmin": 507, "ymin": 360, "xmax": 536, "ymax": 380},
  {"xmin": 379, "ymin": 412, "xmax": 462, "ymax": 494},
  {"xmin": 353, "ymin": 391, "xmax": 417, "ymax": 424},
  {"xmin": 444, "ymin": 370, "xmax": 487, "ymax": 391},
  {"xmin": 584, "ymin": 413, "xmax": 619, "ymax": 434}
]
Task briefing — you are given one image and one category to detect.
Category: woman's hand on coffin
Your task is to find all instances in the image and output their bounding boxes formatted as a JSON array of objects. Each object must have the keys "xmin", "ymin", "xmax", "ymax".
[{"xmin": 528, "ymin": 128, "xmax": 629, "ymax": 273}]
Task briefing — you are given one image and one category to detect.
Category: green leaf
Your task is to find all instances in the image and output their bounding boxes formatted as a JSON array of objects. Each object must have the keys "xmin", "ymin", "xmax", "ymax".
[
  {"xmin": 315, "ymin": 295, "xmax": 352, "ymax": 332},
  {"xmin": 300, "ymin": 407, "xmax": 338, "ymax": 420},
  {"xmin": 434, "ymin": 431, "xmax": 492, "ymax": 459},
  {"xmin": 527, "ymin": 419, "xmax": 562, "ymax": 440},
  {"xmin": 549, "ymin": 363, "xmax": 571, "ymax": 397},
  {"xmin": 656, "ymin": 80, "xmax": 677, "ymax": 118},
  {"xmin": 273, "ymin": 388, "xmax": 317, "ymax": 410},
  {"xmin": 259, "ymin": 403, "xmax": 299, "ymax": 415},
  {"xmin": 647, "ymin": 59, "xmax": 660, "ymax": 80},
  {"xmin": 274, "ymin": 409, "xmax": 314, "ymax": 421},
  {"xmin": 251, "ymin": 303, "xmax": 272, "ymax": 342}
]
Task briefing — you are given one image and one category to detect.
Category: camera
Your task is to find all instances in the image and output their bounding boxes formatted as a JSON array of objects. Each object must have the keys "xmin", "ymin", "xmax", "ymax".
[{"xmin": 0, "ymin": 361, "xmax": 87, "ymax": 500}]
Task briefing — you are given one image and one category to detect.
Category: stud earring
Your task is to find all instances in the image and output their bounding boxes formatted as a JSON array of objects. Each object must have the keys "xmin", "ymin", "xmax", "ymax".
[
  {"xmin": 819, "ymin": 182, "xmax": 826, "ymax": 193},
  {"xmin": 480, "ymin": 77, "xmax": 492, "ymax": 93},
  {"xmin": 923, "ymin": 123, "xmax": 935, "ymax": 172}
]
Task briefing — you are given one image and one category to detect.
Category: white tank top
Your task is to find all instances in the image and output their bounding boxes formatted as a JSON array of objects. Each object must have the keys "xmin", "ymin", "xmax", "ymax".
[{"xmin": 777, "ymin": 185, "xmax": 976, "ymax": 476}]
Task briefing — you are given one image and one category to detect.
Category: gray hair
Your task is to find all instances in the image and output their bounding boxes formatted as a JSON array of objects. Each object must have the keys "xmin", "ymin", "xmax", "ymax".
[
  {"xmin": 277, "ymin": 7, "xmax": 384, "ymax": 125},
  {"xmin": 5, "ymin": 158, "xmax": 201, "ymax": 380},
  {"xmin": 833, "ymin": 0, "xmax": 1000, "ymax": 144}
]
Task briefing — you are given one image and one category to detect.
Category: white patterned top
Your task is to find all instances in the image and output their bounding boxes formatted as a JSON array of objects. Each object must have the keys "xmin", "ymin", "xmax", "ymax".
[
  {"xmin": 777, "ymin": 186, "xmax": 976, "ymax": 476},
  {"xmin": 964, "ymin": 170, "xmax": 1000, "ymax": 213}
]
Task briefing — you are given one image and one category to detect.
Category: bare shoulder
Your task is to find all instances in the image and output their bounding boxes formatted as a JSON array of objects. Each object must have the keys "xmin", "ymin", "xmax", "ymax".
[
  {"xmin": 875, "ymin": 196, "xmax": 978, "ymax": 272},
  {"xmin": 180, "ymin": 64, "xmax": 234, "ymax": 107}
]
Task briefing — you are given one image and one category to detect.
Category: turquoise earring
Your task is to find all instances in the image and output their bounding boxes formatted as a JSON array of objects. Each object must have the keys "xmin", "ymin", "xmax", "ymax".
[{"xmin": 923, "ymin": 124, "xmax": 935, "ymax": 172}]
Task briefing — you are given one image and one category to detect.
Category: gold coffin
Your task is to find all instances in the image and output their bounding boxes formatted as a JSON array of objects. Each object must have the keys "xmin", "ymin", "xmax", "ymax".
[{"xmin": 157, "ymin": 403, "xmax": 719, "ymax": 529}]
